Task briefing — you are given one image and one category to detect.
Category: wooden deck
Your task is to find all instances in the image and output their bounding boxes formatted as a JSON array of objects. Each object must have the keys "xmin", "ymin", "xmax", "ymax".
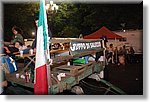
[{"xmin": 4, "ymin": 39, "xmax": 106, "ymax": 94}]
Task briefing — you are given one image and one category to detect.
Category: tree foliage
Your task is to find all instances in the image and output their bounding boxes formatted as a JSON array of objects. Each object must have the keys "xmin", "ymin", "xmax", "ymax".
[
  {"xmin": 4, "ymin": 2, "xmax": 142, "ymax": 41},
  {"xmin": 4, "ymin": 3, "xmax": 39, "ymax": 41}
]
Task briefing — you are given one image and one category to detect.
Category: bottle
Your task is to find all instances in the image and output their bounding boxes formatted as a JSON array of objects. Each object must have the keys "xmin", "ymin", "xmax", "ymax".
[
  {"xmin": 25, "ymin": 71, "xmax": 29, "ymax": 83},
  {"xmin": 20, "ymin": 50, "xmax": 23, "ymax": 56},
  {"xmin": 85, "ymin": 56, "xmax": 89, "ymax": 64},
  {"xmin": 67, "ymin": 61, "xmax": 70, "ymax": 66},
  {"xmin": 30, "ymin": 49, "xmax": 33, "ymax": 55}
]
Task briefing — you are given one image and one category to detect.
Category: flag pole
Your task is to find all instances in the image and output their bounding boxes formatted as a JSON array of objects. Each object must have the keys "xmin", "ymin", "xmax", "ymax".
[
  {"xmin": 46, "ymin": 49, "xmax": 53, "ymax": 92},
  {"xmin": 45, "ymin": 0, "xmax": 53, "ymax": 91}
]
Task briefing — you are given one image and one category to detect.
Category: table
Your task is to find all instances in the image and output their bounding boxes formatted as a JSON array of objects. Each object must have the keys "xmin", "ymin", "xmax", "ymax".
[
  {"xmin": 6, "ymin": 71, "xmax": 34, "ymax": 88},
  {"xmin": 5, "ymin": 53, "xmax": 35, "ymax": 89},
  {"xmin": 15, "ymin": 53, "xmax": 35, "ymax": 75}
]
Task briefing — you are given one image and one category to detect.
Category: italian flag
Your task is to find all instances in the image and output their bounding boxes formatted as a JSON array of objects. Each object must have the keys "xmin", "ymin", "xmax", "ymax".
[{"xmin": 34, "ymin": 0, "xmax": 50, "ymax": 95}]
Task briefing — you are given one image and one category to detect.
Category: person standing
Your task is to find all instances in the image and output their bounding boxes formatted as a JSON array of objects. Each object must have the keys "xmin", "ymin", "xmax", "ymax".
[
  {"xmin": 114, "ymin": 47, "xmax": 119, "ymax": 64},
  {"xmin": 31, "ymin": 17, "xmax": 38, "ymax": 52},
  {"xmin": 107, "ymin": 44, "xmax": 114, "ymax": 64},
  {"xmin": 31, "ymin": 16, "xmax": 52, "ymax": 53},
  {"xmin": 128, "ymin": 46, "xmax": 135, "ymax": 63},
  {"xmin": 122, "ymin": 45, "xmax": 127, "ymax": 63}
]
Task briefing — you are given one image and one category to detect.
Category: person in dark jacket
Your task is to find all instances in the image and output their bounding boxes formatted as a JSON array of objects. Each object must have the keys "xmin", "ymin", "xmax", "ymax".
[{"xmin": 31, "ymin": 16, "xmax": 52, "ymax": 52}]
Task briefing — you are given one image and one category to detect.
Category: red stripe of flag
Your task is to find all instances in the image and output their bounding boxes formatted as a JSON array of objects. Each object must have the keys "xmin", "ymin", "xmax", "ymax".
[{"xmin": 34, "ymin": 64, "xmax": 48, "ymax": 95}]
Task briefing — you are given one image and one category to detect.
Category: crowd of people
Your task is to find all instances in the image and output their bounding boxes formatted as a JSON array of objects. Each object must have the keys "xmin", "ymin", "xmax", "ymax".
[{"xmin": 105, "ymin": 43, "xmax": 136, "ymax": 65}]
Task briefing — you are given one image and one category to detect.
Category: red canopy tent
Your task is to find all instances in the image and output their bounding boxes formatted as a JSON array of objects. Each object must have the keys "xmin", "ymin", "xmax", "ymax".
[{"xmin": 84, "ymin": 26, "xmax": 123, "ymax": 39}]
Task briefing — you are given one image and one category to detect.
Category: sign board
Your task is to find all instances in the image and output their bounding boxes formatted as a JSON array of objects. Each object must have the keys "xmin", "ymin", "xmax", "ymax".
[{"xmin": 70, "ymin": 40, "xmax": 102, "ymax": 56}]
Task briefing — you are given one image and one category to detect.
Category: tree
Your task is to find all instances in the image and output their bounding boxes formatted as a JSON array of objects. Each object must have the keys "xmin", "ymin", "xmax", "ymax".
[
  {"xmin": 4, "ymin": 2, "xmax": 142, "ymax": 40},
  {"xmin": 4, "ymin": 3, "xmax": 39, "ymax": 41},
  {"xmin": 48, "ymin": 3, "xmax": 81, "ymax": 37}
]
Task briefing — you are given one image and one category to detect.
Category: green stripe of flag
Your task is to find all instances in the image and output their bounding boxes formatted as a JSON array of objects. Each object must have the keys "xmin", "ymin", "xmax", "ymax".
[{"xmin": 38, "ymin": 0, "xmax": 48, "ymax": 50}]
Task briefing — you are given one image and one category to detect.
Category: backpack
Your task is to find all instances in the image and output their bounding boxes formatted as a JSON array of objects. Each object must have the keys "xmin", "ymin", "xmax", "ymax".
[{"xmin": 1, "ymin": 55, "xmax": 18, "ymax": 74}]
